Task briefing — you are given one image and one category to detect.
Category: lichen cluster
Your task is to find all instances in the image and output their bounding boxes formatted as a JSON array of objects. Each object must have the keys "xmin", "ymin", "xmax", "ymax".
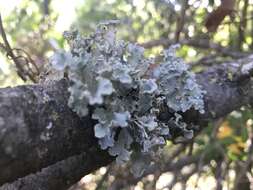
[{"xmin": 50, "ymin": 21, "xmax": 205, "ymax": 176}]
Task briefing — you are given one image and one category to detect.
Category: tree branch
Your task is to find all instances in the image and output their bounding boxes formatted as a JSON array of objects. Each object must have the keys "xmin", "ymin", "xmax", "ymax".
[
  {"xmin": 0, "ymin": 79, "xmax": 113, "ymax": 185},
  {"xmin": 140, "ymin": 38, "xmax": 248, "ymax": 58},
  {"xmin": 0, "ymin": 54, "xmax": 253, "ymax": 188},
  {"xmin": 0, "ymin": 151, "xmax": 112, "ymax": 190}
]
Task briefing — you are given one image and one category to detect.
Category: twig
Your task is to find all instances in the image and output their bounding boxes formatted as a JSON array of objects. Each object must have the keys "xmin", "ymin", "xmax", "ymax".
[
  {"xmin": 0, "ymin": 14, "xmax": 26, "ymax": 81},
  {"xmin": 194, "ymin": 119, "xmax": 224, "ymax": 189},
  {"xmin": 140, "ymin": 38, "xmax": 247, "ymax": 59},
  {"xmin": 238, "ymin": 0, "xmax": 249, "ymax": 50},
  {"xmin": 165, "ymin": 166, "xmax": 198, "ymax": 190},
  {"xmin": 151, "ymin": 171, "xmax": 161, "ymax": 190},
  {"xmin": 187, "ymin": 141, "xmax": 194, "ymax": 156},
  {"xmin": 175, "ymin": 0, "xmax": 188, "ymax": 42},
  {"xmin": 233, "ymin": 124, "xmax": 253, "ymax": 189},
  {"xmin": 166, "ymin": 171, "xmax": 179, "ymax": 190},
  {"xmin": 0, "ymin": 13, "xmax": 39, "ymax": 82},
  {"xmin": 95, "ymin": 164, "xmax": 112, "ymax": 190},
  {"xmin": 215, "ymin": 158, "xmax": 224, "ymax": 190},
  {"xmin": 188, "ymin": 53, "xmax": 221, "ymax": 68},
  {"xmin": 167, "ymin": 144, "xmax": 186, "ymax": 161},
  {"xmin": 43, "ymin": 0, "xmax": 50, "ymax": 16}
]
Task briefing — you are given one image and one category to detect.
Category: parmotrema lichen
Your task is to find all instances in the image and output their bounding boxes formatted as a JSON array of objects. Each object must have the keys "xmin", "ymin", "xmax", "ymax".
[{"xmin": 50, "ymin": 20, "xmax": 205, "ymax": 176}]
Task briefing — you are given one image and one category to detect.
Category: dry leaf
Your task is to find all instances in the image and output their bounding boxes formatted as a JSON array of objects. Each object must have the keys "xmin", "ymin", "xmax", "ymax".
[{"xmin": 205, "ymin": 0, "xmax": 235, "ymax": 32}]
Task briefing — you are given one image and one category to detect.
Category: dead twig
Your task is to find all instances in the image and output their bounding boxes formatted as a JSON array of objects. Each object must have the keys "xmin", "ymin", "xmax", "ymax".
[{"xmin": 0, "ymin": 13, "xmax": 39, "ymax": 82}]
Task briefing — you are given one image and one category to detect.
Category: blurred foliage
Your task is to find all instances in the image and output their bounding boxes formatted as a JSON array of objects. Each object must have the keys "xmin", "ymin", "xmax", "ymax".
[
  {"xmin": 0, "ymin": 0, "xmax": 64, "ymax": 87},
  {"xmin": 1, "ymin": 0, "xmax": 253, "ymax": 189}
]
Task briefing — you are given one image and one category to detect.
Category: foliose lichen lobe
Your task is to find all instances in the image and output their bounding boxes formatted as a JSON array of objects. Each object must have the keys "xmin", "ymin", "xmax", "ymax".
[{"xmin": 50, "ymin": 21, "xmax": 205, "ymax": 176}]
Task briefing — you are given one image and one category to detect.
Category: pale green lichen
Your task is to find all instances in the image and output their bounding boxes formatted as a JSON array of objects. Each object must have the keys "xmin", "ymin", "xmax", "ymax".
[{"xmin": 50, "ymin": 21, "xmax": 205, "ymax": 176}]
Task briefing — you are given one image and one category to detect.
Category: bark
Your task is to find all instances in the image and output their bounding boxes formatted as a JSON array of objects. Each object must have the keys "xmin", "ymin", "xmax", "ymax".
[
  {"xmin": 0, "ymin": 54, "xmax": 253, "ymax": 189},
  {"xmin": 0, "ymin": 151, "xmax": 112, "ymax": 190},
  {"xmin": 0, "ymin": 79, "xmax": 113, "ymax": 185}
]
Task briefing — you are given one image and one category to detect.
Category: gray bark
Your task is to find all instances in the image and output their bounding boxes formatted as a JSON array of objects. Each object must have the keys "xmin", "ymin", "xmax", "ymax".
[
  {"xmin": 0, "ymin": 79, "xmax": 113, "ymax": 185},
  {"xmin": 0, "ymin": 151, "xmax": 112, "ymax": 190},
  {"xmin": 0, "ymin": 54, "xmax": 253, "ymax": 189}
]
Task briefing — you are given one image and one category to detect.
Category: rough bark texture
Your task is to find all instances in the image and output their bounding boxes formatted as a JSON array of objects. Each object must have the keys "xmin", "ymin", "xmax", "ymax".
[
  {"xmin": 0, "ymin": 151, "xmax": 112, "ymax": 190},
  {"xmin": 0, "ymin": 55, "xmax": 253, "ymax": 189},
  {"xmin": 0, "ymin": 79, "xmax": 113, "ymax": 185}
]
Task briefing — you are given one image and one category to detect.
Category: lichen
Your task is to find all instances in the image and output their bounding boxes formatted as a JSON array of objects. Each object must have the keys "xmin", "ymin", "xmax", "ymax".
[
  {"xmin": 50, "ymin": 21, "xmax": 205, "ymax": 176},
  {"xmin": 40, "ymin": 122, "xmax": 53, "ymax": 141}
]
